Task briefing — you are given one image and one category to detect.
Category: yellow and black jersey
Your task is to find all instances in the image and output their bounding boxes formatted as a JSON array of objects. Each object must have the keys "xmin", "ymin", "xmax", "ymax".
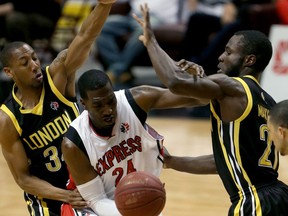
[
  {"xmin": 0, "ymin": 67, "xmax": 79, "ymax": 214},
  {"xmin": 210, "ymin": 75, "xmax": 288, "ymax": 215}
]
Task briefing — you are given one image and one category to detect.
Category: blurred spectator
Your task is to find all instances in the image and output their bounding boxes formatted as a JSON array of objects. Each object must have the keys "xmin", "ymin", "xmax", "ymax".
[
  {"xmin": 0, "ymin": 0, "xmax": 62, "ymax": 45},
  {"xmin": 96, "ymin": 0, "xmax": 187, "ymax": 88},
  {"xmin": 0, "ymin": 0, "xmax": 63, "ymax": 64},
  {"xmin": 0, "ymin": 1, "xmax": 12, "ymax": 104},
  {"xmin": 0, "ymin": 2, "xmax": 12, "ymax": 39},
  {"xmin": 0, "ymin": 0, "xmax": 63, "ymax": 104},
  {"xmin": 276, "ymin": 0, "xmax": 288, "ymax": 24},
  {"xmin": 181, "ymin": 0, "xmax": 273, "ymax": 76},
  {"xmin": 180, "ymin": 0, "xmax": 237, "ymax": 76}
]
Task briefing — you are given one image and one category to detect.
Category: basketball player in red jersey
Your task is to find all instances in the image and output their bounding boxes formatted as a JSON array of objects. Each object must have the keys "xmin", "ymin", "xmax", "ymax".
[{"xmin": 61, "ymin": 69, "xmax": 210, "ymax": 215}]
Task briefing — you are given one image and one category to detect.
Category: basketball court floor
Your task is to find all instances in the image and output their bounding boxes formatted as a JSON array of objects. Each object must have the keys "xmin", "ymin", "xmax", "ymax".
[{"xmin": 1, "ymin": 117, "xmax": 288, "ymax": 216}]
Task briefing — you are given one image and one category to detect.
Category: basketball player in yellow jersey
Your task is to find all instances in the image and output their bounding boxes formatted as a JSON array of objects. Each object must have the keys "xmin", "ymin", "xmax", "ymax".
[
  {"xmin": 0, "ymin": 0, "xmax": 117, "ymax": 215},
  {"xmin": 135, "ymin": 4, "xmax": 288, "ymax": 215}
]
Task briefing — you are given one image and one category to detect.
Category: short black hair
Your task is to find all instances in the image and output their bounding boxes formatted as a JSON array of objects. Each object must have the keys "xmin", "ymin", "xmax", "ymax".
[
  {"xmin": 77, "ymin": 69, "xmax": 112, "ymax": 99},
  {"xmin": 0, "ymin": 41, "xmax": 27, "ymax": 67},
  {"xmin": 235, "ymin": 30, "xmax": 272, "ymax": 72},
  {"xmin": 269, "ymin": 100, "xmax": 288, "ymax": 128}
]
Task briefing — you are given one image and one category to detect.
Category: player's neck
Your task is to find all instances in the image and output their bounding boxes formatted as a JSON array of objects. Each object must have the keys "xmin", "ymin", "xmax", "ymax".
[
  {"xmin": 89, "ymin": 117, "xmax": 114, "ymax": 138},
  {"xmin": 14, "ymin": 85, "xmax": 43, "ymax": 109}
]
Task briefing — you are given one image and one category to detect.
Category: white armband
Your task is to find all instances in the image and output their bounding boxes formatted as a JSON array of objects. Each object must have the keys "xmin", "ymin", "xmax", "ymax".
[{"xmin": 77, "ymin": 177, "xmax": 121, "ymax": 216}]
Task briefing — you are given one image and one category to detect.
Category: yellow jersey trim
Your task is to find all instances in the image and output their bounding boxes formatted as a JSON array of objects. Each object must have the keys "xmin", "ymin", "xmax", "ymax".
[
  {"xmin": 0, "ymin": 104, "xmax": 22, "ymax": 135},
  {"xmin": 45, "ymin": 66, "xmax": 79, "ymax": 117}
]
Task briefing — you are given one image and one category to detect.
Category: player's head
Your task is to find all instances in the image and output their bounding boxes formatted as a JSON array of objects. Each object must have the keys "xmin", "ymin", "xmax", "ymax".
[
  {"xmin": 267, "ymin": 100, "xmax": 288, "ymax": 155},
  {"xmin": 78, "ymin": 69, "xmax": 117, "ymax": 132},
  {"xmin": 217, "ymin": 30, "xmax": 272, "ymax": 77},
  {"xmin": 0, "ymin": 41, "xmax": 42, "ymax": 87}
]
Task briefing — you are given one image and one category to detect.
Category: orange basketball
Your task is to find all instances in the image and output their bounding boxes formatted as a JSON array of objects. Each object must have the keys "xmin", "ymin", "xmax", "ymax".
[{"xmin": 114, "ymin": 171, "xmax": 166, "ymax": 216}]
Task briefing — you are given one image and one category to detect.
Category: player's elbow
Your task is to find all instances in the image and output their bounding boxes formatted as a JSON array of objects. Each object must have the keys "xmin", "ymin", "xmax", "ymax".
[
  {"xmin": 15, "ymin": 173, "xmax": 33, "ymax": 191},
  {"xmin": 201, "ymin": 99, "xmax": 210, "ymax": 106},
  {"xmin": 166, "ymin": 79, "xmax": 192, "ymax": 98},
  {"xmin": 166, "ymin": 78, "xmax": 183, "ymax": 95}
]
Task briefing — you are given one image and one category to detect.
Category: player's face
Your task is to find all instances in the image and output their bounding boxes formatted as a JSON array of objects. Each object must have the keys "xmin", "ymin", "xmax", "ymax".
[
  {"xmin": 84, "ymin": 82, "xmax": 117, "ymax": 131},
  {"xmin": 3, "ymin": 44, "xmax": 42, "ymax": 88},
  {"xmin": 267, "ymin": 116, "xmax": 288, "ymax": 156},
  {"xmin": 217, "ymin": 35, "xmax": 246, "ymax": 77}
]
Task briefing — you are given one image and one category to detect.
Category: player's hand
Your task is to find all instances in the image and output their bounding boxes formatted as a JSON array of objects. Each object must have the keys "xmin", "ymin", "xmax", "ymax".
[
  {"xmin": 133, "ymin": 3, "xmax": 154, "ymax": 47},
  {"xmin": 176, "ymin": 59, "xmax": 206, "ymax": 78},
  {"xmin": 163, "ymin": 146, "xmax": 171, "ymax": 169},
  {"xmin": 97, "ymin": 0, "xmax": 117, "ymax": 4},
  {"xmin": 65, "ymin": 189, "xmax": 88, "ymax": 209}
]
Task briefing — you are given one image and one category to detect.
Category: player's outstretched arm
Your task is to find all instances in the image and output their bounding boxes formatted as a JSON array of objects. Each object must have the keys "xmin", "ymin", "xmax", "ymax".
[
  {"xmin": 133, "ymin": 4, "xmax": 183, "ymax": 88},
  {"xmin": 163, "ymin": 147, "xmax": 217, "ymax": 174},
  {"xmin": 134, "ymin": 3, "xmax": 223, "ymax": 100},
  {"xmin": 49, "ymin": 0, "xmax": 116, "ymax": 98},
  {"xmin": 130, "ymin": 85, "xmax": 209, "ymax": 113}
]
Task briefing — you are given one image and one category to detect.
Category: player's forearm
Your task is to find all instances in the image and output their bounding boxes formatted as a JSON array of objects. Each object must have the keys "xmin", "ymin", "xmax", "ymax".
[
  {"xmin": 63, "ymin": 3, "xmax": 113, "ymax": 78},
  {"xmin": 17, "ymin": 175, "xmax": 73, "ymax": 202},
  {"xmin": 78, "ymin": 3, "xmax": 112, "ymax": 42},
  {"xmin": 77, "ymin": 177, "xmax": 121, "ymax": 215},
  {"xmin": 146, "ymin": 38, "xmax": 183, "ymax": 88},
  {"xmin": 164, "ymin": 154, "xmax": 217, "ymax": 174}
]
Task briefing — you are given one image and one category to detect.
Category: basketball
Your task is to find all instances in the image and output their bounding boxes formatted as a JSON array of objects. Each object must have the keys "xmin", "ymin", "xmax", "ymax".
[{"xmin": 114, "ymin": 171, "xmax": 166, "ymax": 216}]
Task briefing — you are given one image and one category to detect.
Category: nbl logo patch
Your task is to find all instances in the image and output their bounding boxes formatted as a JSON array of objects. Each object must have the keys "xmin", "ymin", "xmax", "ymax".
[
  {"xmin": 120, "ymin": 122, "xmax": 130, "ymax": 133},
  {"xmin": 50, "ymin": 101, "xmax": 59, "ymax": 111}
]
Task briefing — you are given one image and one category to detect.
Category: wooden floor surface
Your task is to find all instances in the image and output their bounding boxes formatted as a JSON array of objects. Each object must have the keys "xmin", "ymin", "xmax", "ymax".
[{"xmin": 1, "ymin": 117, "xmax": 288, "ymax": 216}]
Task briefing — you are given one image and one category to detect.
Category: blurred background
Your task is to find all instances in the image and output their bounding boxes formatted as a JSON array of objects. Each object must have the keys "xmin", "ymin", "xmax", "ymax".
[
  {"xmin": 1, "ymin": 0, "xmax": 286, "ymax": 111},
  {"xmin": 0, "ymin": 0, "xmax": 287, "ymax": 215}
]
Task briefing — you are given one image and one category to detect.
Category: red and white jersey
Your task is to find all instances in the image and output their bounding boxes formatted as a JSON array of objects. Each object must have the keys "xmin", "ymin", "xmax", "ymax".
[{"xmin": 68, "ymin": 89, "xmax": 164, "ymax": 199}]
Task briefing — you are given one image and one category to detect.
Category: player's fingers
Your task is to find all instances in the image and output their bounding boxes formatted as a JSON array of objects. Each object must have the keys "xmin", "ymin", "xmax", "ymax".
[
  {"xmin": 181, "ymin": 63, "xmax": 192, "ymax": 72},
  {"xmin": 192, "ymin": 64, "xmax": 205, "ymax": 77},
  {"xmin": 138, "ymin": 35, "xmax": 147, "ymax": 46},
  {"xmin": 68, "ymin": 190, "xmax": 85, "ymax": 201},
  {"xmin": 140, "ymin": 3, "xmax": 145, "ymax": 15},
  {"xmin": 143, "ymin": 3, "xmax": 151, "ymax": 26},
  {"xmin": 182, "ymin": 62, "xmax": 204, "ymax": 77},
  {"xmin": 176, "ymin": 59, "xmax": 187, "ymax": 68},
  {"xmin": 132, "ymin": 13, "xmax": 142, "ymax": 26},
  {"xmin": 70, "ymin": 200, "xmax": 88, "ymax": 209},
  {"xmin": 198, "ymin": 65, "xmax": 205, "ymax": 77},
  {"xmin": 188, "ymin": 69, "xmax": 199, "ymax": 76}
]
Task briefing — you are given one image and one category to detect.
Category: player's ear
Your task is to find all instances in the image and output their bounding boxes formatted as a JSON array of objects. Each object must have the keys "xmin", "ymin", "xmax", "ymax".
[
  {"xmin": 3, "ymin": 67, "xmax": 13, "ymax": 79},
  {"xmin": 244, "ymin": 54, "xmax": 256, "ymax": 67},
  {"xmin": 282, "ymin": 127, "xmax": 288, "ymax": 140},
  {"xmin": 278, "ymin": 126, "xmax": 285, "ymax": 137}
]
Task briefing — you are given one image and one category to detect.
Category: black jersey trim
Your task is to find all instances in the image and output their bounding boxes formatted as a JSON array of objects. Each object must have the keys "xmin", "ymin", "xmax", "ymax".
[
  {"xmin": 65, "ymin": 126, "xmax": 88, "ymax": 158},
  {"xmin": 124, "ymin": 89, "xmax": 147, "ymax": 125}
]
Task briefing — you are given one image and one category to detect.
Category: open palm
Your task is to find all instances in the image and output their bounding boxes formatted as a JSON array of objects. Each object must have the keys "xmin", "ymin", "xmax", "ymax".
[{"xmin": 133, "ymin": 3, "xmax": 154, "ymax": 47}]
